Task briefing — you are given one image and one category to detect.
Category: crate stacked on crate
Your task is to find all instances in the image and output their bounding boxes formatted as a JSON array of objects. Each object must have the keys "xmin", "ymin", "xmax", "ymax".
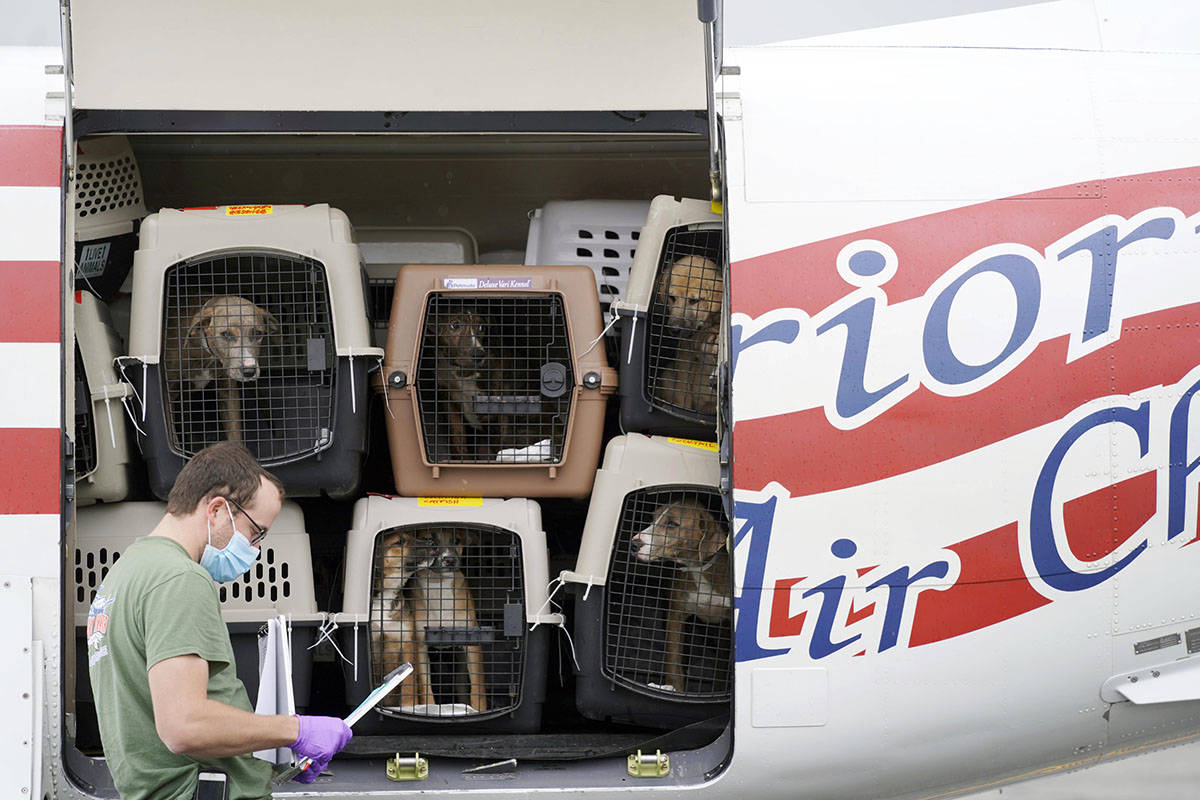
[
  {"xmin": 73, "ymin": 500, "xmax": 324, "ymax": 711},
  {"xmin": 335, "ymin": 495, "xmax": 561, "ymax": 732},
  {"xmin": 613, "ymin": 196, "xmax": 723, "ymax": 439},
  {"xmin": 74, "ymin": 291, "xmax": 134, "ymax": 505},
  {"xmin": 121, "ymin": 204, "xmax": 381, "ymax": 499},
  {"xmin": 561, "ymin": 433, "xmax": 730, "ymax": 728},
  {"xmin": 377, "ymin": 264, "xmax": 617, "ymax": 498},
  {"xmin": 74, "ymin": 136, "xmax": 146, "ymax": 301}
]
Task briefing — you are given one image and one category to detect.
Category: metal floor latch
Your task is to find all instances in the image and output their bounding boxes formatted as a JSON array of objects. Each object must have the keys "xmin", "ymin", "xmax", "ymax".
[
  {"xmin": 627, "ymin": 749, "xmax": 670, "ymax": 778},
  {"xmin": 386, "ymin": 752, "xmax": 429, "ymax": 781}
]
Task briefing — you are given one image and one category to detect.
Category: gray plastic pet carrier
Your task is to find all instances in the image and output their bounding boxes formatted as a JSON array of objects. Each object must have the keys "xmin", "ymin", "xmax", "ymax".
[
  {"xmin": 74, "ymin": 292, "xmax": 133, "ymax": 505},
  {"xmin": 73, "ymin": 501, "xmax": 324, "ymax": 711},
  {"xmin": 614, "ymin": 196, "xmax": 723, "ymax": 438},
  {"xmin": 121, "ymin": 204, "xmax": 381, "ymax": 498},
  {"xmin": 337, "ymin": 495, "xmax": 560, "ymax": 733},
  {"xmin": 74, "ymin": 136, "xmax": 146, "ymax": 301},
  {"xmin": 562, "ymin": 434, "xmax": 731, "ymax": 728}
]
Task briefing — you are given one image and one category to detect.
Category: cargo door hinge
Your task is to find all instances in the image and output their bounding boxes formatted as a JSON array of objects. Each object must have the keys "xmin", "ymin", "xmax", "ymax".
[
  {"xmin": 627, "ymin": 749, "xmax": 670, "ymax": 778},
  {"xmin": 386, "ymin": 752, "xmax": 428, "ymax": 781}
]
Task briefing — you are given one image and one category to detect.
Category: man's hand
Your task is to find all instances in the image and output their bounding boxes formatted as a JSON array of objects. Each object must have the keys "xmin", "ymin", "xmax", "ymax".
[{"xmin": 290, "ymin": 716, "xmax": 353, "ymax": 783}]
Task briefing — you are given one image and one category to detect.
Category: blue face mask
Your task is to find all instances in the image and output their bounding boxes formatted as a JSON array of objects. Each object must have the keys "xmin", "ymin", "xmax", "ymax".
[{"xmin": 200, "ymin": 502, "xmax": 261, "ymax": 583}]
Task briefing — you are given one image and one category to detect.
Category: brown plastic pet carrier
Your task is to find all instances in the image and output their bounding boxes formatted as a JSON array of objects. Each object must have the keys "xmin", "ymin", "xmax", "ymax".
[
  {"xmin": 378, "ymin": 265, "xmax": 618, "ymax": 498},
  {"xmin": 336, "ymin": 495, "xmax": 559, "ymax": 732},
  {"xmin": 561, "ymin": 433, "xmax": 730, "ymax": 728}
]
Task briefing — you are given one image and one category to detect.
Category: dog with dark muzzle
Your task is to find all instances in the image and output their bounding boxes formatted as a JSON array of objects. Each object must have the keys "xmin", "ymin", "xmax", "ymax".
[{"xmin": 428, "ymin": 309, "xmax": 490, "ymax": 459}]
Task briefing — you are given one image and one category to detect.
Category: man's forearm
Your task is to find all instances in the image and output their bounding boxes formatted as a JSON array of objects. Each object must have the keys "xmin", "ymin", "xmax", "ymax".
[{"xmin": 174, "ymin": 700, "xmax": 301, "ymax": 758}]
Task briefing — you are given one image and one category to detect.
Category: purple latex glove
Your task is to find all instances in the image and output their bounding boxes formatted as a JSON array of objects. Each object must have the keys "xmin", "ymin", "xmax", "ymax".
[{"xmin": 290, "ymin": 715, "xmax": 352, "ymax": 784}]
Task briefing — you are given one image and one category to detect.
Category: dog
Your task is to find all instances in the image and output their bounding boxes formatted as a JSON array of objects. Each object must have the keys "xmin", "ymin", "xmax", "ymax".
[
  {"xmin": 427, "ymin": 308, "xmax": 489, "ymax": 459},
  {"xmin": 372, "ymin": 528, "xmax": 488, "ymax": 712},
  {"xmin": 655, "ymin": 256, "xmax": 722, "ymax": 415},
  {"xmin": 163, "ymin": 295, "xmax": 279, "ymax": 443},
  {"xmin": 632, "ymin": 498, "xmax": 730, "ymax": 692}
]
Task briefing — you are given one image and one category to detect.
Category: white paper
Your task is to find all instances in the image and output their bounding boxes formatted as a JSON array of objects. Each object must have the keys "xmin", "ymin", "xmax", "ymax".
[{"xmin": 253, "ymin": 616, "xmax": 296, "ymax": 764}]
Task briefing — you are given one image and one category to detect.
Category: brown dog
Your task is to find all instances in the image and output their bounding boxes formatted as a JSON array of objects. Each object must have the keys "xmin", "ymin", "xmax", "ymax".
[
  {"xmin": 163, "ymin": 295, "xmax": 279, "ymax": 442},
  {"xmin": 373, "ymin": 528, "xmax": 488, "ymax": 712},
  {"xmin": 427, "ymin": 309, "xmax": 489, "ymax": 459},
  {"xmin": 655, "ymin": 256, "xmax": 721, "ymax": 415},
  {"xmin": 632, "ymin": 498, "xmax": 730, "ymax": 691}
]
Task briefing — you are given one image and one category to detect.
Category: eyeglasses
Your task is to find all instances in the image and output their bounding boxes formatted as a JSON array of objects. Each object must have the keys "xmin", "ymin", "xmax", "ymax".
[{"xmin": 225, "ymin": 496, "xmax": 268, "ymax": 546}]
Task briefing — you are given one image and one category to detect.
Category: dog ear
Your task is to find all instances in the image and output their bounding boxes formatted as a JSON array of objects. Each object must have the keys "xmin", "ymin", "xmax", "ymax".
[
  {"xmin": 695, "ymin": 507, "xmax": 726, "ymax": 562},
  {"xmin": 186, "ymin": 310, "xmax": 212, "ymax": 341},
  {"xmin": 262, "ymin": 308, "xmax": 281, "ymax": 336}
]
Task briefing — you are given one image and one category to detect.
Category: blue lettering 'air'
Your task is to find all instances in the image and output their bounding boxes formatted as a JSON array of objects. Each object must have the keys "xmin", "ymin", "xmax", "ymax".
[
  {"xmin": 1167, "ymin": 376, "xmax": 1200, "ymax": 541},
  {"xmin": 866, "ymin": 561, "xmax": 951, "ymax": 652},
  {"xmin": 1058, "ymin": 216, "xmax": 1175, "ymax": 342},
  {"xmin": 816, "ymin": 297, "xmax": 908, "ymax": 418},
  {"xmin": 802, "ymin": 576, "xmax": 861, "ymax": 659},
  {"xmin": 733, "ymin": 496, "xmax": 790, "ymax": 662},
  {"xmin": 730, "ymin": 319, "xmax": 801, "ymax": 379},
  {"xmin": 1030, "ymin": 403, "xmax": 1150, "ymax": 592},
  {"xmin": 923, "ymin": 253, "xmax": 1041, "ymax": 386}
]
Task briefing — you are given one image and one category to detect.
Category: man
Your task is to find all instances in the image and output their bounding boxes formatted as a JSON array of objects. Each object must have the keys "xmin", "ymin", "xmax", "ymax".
[{"xmin": 87, "ymin": 442, "xmax": 351, "ymax": 799}]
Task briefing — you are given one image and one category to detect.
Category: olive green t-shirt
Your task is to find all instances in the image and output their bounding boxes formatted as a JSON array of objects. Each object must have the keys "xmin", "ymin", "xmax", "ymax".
[{"xmin": 87, "ymin": 536, "xmax": 273, "ymax": 799}]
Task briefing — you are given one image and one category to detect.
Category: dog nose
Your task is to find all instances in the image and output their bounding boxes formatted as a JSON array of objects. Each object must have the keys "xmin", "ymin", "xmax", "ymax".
[{"xmin": 241, "ymin": 366, "xmax": 258, "ymax": 379}]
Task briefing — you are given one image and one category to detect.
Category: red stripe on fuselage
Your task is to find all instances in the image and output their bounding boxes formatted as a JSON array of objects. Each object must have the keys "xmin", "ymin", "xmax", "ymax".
[
  {"xmin": 734, "ymin": 302, "xmax": 1200, "ymax": 497},
  {"xmin": 0, "ymin": 127, "xmax": 62, "ymax": 187},
  {"xmin": 0, "ymin": 262, "xmax": 61, "ymax": 342},
  {"xmin": 0, "ymin": 429, "xmax": 61, "ymax": 514}
]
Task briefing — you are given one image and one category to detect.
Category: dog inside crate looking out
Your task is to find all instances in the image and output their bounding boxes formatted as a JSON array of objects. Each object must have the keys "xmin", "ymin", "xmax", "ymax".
[
  {"xmin": 371, "ymin": 527, "xmax": 488, "ymax": 713},
  {"xmin": 652, "ymin": 249, "xmax": 723, "ymax": 417},
  {"xmin": 630, "ymin": 495, "xmax": 731, "ymax": 693}
]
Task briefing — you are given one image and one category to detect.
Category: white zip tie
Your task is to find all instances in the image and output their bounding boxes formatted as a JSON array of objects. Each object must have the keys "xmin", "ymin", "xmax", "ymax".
[
  {"xmin": 577, "ymin": 309, "xmax": 620, "ymax": 360},
  {"xmin": 354, "ymin": 616, "xmax": 359, "ymax": 682},
  {"xmin": 582, "ymin": 574, "xmax": 595, "ymax": 603},
  {"xmin": 121, "ymin": 397, "xmax": 147, "ymax": 438},
  {"xmin": 559, "ymin": 623, "xmax": 582, "ymax": 673},
  {"xmin": 349, "ymin": 352, "xmax": 357, "ymax": 414},
  {"xmin": 141, "ymin": 367, "xmax": 147, "ymax": 422},
  {"xmin": 528, "ymin": 576, "xmax": 567, "ymax": 631},
  {"xmin": 378, "ymin": 356, "xmax": 396, "ymax": 420},
  {"xmin": 102, "ymin": 385, "xmax": 117, "ymax": 449},
  {"xmin": 626, "ymin": 314, "xmax": 638, "ymax": 364},
  {"xmin": 308, "ymin": 617, "xmax": 357, "ymax": 670}
]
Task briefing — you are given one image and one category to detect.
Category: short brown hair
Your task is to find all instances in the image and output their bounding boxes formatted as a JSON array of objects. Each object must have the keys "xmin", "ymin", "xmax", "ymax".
[{"xmin": 165, "ymin": 442, "xmax": 285, "ymax": 516}]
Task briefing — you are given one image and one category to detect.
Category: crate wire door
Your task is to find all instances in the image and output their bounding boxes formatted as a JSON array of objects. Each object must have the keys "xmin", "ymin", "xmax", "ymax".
[
  {"xmin": 370, "ymin": 524, "xmax": 526, "ymax": 718},
  {"xmin": 160, "ymin": 252, "xmax": 336, "ymax": 464},
  {"xmin": 74, "ymin": 344, "xmax": 99, "ymax": 478},
  {"xmin": 604, "ymin": 486, "xmax": 731, "ymax": 701},
  {"xmin": 414, "ymin": 294, "xmax": 574, "ymax": 465},
  {"xmin": 645, "ymin": 227, "xmax": 723, "ymax": 419}
]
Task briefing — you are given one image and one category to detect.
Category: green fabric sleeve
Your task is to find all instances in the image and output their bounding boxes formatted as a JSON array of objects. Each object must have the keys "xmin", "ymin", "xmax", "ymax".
[{"xmin": 142, "ymin": 572, "xmax": 232, "ymax": 671}]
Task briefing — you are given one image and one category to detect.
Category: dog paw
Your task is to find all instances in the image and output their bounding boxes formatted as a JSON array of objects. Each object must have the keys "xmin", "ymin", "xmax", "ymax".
[{"xmin": 648, "ymin": 682, "xmax": 677, "ymax": 692}]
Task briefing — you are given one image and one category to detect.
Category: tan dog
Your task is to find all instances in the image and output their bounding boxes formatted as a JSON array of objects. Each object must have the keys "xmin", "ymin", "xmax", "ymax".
[
  {"xmin": 373, "ymin": 528, "xmax": 488, "ymax": 712},
  {"xmin": 163, "ymin": 295, "xmax": 279, "ymax": 442},
  {"xmin": 658, "ymin": 255, "xmax": 722, "ymax": 332},
  {"xmin": 655, "ymin": 256, "xmax": 722, "ymax": 415},
  {"xmin": 658, "ymin": 325, "xmax": 718, "ymax": 416},
  {"xmin": 427, "ymin": 309, "xmax": 489, "ymax": 459},
  {"xmin": 632, "ymin": 498, "xmax": 730, "ymax": 691}
]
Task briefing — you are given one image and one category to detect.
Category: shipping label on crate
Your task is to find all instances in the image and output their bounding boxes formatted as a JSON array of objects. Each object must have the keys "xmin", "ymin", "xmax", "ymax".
[
  {"xmin": 443, "ymin": 277, "xmax": 534, "ymax": 290},
  {"xmin": 418, "ymin": 497, "xmax": 484, "ymax": 507},
  {"xmin": 225, "ymin": 205, "xmax": 274, "ymax": 216},
  {"xmin": 668, "ymin": 437, "xmax": 719, "ymax": 452}
]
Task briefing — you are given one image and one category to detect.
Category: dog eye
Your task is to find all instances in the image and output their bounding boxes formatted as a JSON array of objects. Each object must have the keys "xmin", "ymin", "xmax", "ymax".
[
  {"xmin": 448, "ymin": 321, "xmax": 461, "ymax": 331},
  {"xmin": 221, "ymin": 330, "xmax": 236, "ymax": 341},
  {"xmin": 666, "ymin": 520, "xmax": 680, "ymax": 528},
  {"xmin": 251, "ymin": 328, "xmax": 265, "ymax": 339}
]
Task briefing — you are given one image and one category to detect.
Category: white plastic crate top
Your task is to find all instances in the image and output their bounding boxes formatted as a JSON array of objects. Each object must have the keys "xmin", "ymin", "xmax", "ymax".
[
  {"xmin": 125, "ymin": 204, "xmax": 381, "ymax": 364},
  {"xmin": 339, "ymin": 495, "xmax": 562, "ymax": 627},
  {"xmin": 561, "ymin": 433, "xmax": 720, "ymax": 588},
  {"xmin": 74, "ymin": 500, "xmax": 321, "ymax": 626},
  {"xmin": 610, "ymin": 195, "xmax": 721, "ymax": 316},
  {"xmin": 74, "ymin": 135, "xmax": 146, "ymax": 242},
  {"xmin": 358, "ymin": 226, "xmax": 478, "ymax": 281},
  {"xmin": 524, "ymin": 200, "xmax": 650, "ymax": 312},
  {"xmin": 74, "ymin": 291, "xmax": 133, "ymax": 499}
]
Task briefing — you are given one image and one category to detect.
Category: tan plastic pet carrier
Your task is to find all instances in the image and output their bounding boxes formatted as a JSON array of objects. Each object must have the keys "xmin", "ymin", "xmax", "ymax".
[
  {"xmin": 74, "ymin": 292, "xmax": 133, "ymax": 505},
  {"xmin": 122, "ymin": 204, "xmax": 382, "ymax": 499},
  {"xmin": 561, "ymin": 433, "xmax": 730, "ymax": 728},
  {"xmin": 614, "ymin": 196, "xmax": 723, "ymax": 439},
  {"xmin": 359, "ymin": 226, "xmax": 479, "ymax": 349},
  {"xmin": 336, "ymin": 495, "xmax": 560, "ymax": 733},
  {"xmin": 378, "ymin": 264, "xmax": 618, "ymax": 498},
  {"xmin": 74, "ymin": 500, "xmax": 324, "ymax": 711},
  {"xmin": 74, "ymin": 136, "xmax": 146, "ymax": 301}
]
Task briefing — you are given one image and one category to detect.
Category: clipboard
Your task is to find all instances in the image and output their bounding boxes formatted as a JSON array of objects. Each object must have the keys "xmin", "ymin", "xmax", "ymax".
[{"xmin": 273, "ymin": 662, "xmax": 413, "ymax": 785}]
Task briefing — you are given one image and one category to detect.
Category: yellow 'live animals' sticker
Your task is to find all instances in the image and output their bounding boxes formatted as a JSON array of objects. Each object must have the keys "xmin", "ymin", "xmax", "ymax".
[
  {"xmin": 668, "ymin": 437, "xmax": 718, "ymax": 452},
  {"xmin": 418, "ymin": 497, "xmax": 484, "ymax": 507},
  {"xmin": 225, "ymin": 205, "xmax": 274, "ymax": 216}
]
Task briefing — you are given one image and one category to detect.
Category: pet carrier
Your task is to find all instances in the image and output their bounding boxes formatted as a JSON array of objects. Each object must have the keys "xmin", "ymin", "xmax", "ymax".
[
  {"xmin": 561, "ymin": 433, "xmax": 730, "ymax": 728},
  {"xmin": 336, "ymin": 495, "xmax": 560, "ymax": 733},
  {"xmin": 378, "ymin": 264, "xmax": 618, "ymax": 498},
  {"xmin": 74, "ymin": 136, "xmax": 146, "ymax": 301},
  {"xmin": 74, "ymin": 292, "xmax": 134, "ymax": 505},
  {"xmin": 614, "ymin": 196, "xmax": 723, "ymax": 439},
  {"xmin": 359, "ymin": 226, "xmax": 478, "ymax": 349},
  {"xmin": 121, "ymin": 204, "xmax": 381, "ymax": 499},
  {"xmin": 73, "ymin": 500, "xmax": 324, "ymax": 711}
]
